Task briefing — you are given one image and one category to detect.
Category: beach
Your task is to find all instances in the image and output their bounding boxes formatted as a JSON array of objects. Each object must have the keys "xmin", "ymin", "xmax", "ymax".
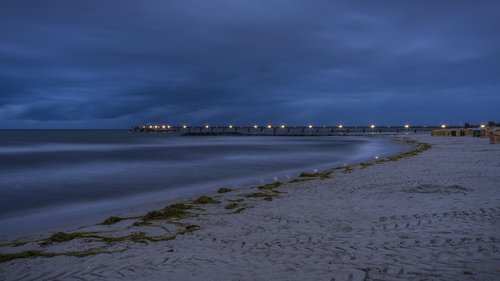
[{"xmin": 1, "ymin": 134, "xmax": 499, "ymax": 280}]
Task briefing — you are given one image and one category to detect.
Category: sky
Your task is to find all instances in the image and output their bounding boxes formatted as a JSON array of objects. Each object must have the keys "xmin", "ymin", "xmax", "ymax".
[{"xmin": 0, "ymin": 0, "xmax": 499, "ymax": 128}]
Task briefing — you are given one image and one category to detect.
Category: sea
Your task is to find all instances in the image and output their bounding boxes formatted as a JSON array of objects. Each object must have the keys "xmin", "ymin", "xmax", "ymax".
[{"xmin": 0, "ymin": 129, "xmax": 407, "ymax": 239}]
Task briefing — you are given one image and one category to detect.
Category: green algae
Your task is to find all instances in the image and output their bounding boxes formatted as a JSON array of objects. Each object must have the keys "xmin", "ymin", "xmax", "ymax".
[
  {"xmin": 192, "ymin": 195, "xmax": 219, "ymax": 204},
  {"xmin": 225, "ymin": 202, "xmax": 239, "ymax": 209},
  {"xmin": 101, "ymin": 216, "xmax": 123, "ymax": 225},
  {"xmin": 217, "ymin": 187, "xmax": 233, "ymax": 193},
  {"xmin": 288, "ymin": 178, "xmax": 314, "ymax": 183},
  {"xmin": 257, "ymin": 182, "xmax": 284, "ymax": 191},
  {"xmin": 243, "ymin": 192, "xmax": 276, "ymax": 201}
]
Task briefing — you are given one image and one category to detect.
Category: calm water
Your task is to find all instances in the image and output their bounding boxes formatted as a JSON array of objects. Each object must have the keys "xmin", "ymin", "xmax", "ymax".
[{"xmin": 0, "ymin": 130, "xmax": 406, "ymax": 238}]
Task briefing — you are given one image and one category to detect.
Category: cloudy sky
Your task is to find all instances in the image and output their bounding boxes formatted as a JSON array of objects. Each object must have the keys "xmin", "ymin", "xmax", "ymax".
[{"xmin": 0, "ymin": 1, "xmax": 499, "ymax": 128}]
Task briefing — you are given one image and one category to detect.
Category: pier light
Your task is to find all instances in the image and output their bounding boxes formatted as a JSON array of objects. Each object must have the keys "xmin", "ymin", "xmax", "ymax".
[
  {"xmin": 308, "ymin": 125, "xmax": 313, "ymax": 129},
  {"xmin": 167, "ymin": 125, "xmax": 171, "ymax": 129},
  {"xmin": 267, "ymin": 125, "xmax": 272, "ymax": 129},
  {"xmin": 370, "ymin": 124, "xmax": 375, "ymax": 129},
  {"xmin": 441, "ymin": 124, "xmax": 446, "ymax": 128},
  {"xmin": 205, "ymin": 125, "xmax": 210, "ymax": 129},
  {"xmin": 338, "ymin": 124, "xmax": 343, "ymax": 129},
  {"xmin": 228, "ymin": 125, "xmax": 233, "ymax": 128},
  {"xmin": 280, "ymin": 125, "xmax": 285, "ymax": 129},
  {"xmin": 480, "ymin": 124, "xmax": 486, "ymax": 128},
  {"xmin": 254, "ymin": 125, "xmax": 258, "ymax": 129},
  {"xmin": 182, "ymin": 125, "xmax": 187, "ymax": 129},
  {"xmin": 162, "ymin": 125, "xmax": 166, "ymax": 129},
  {"xmin": 404, "ymin": 124, "xmax": 410, "ymax": 129}
]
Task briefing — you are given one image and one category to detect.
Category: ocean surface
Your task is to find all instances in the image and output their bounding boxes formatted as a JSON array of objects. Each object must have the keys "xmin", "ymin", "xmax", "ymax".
[{"xmin": 0, "ymin": 130, "xmax": 406, "ymax": 239}]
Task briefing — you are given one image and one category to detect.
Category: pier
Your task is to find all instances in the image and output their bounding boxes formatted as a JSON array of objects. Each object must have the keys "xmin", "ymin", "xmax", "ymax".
[{"xmin": 132, "ymin": 125, "xmax": 439, "ymax": 136}]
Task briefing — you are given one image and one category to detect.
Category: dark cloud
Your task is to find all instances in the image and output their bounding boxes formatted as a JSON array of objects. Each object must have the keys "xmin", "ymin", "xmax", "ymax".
[{"xmin": 0, "ymin": 0, "xmax": 499, "ymax": 128}]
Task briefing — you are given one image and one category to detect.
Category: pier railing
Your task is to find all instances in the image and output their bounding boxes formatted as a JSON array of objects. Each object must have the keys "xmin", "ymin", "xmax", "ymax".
[{"xmin": 132, "ymin": 125, "xmax": 439, "ymax": 136}]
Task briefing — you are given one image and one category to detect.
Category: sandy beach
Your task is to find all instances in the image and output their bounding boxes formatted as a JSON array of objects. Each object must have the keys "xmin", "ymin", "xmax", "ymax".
[{"xmin": 1, "ymin": 134, "xmax": 499, "ymax": 281}]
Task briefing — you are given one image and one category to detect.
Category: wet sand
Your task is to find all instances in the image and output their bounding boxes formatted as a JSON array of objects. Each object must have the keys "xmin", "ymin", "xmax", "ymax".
[{"xmin": 1, "ymin": 135, "xmax": 499, "ymax": 281}]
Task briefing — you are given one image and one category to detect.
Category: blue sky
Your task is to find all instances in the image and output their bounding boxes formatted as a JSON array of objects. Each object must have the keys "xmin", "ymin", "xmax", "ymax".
[{"xmin": 0, "ymin": 0, "xmax": 499, "ymax": 128}]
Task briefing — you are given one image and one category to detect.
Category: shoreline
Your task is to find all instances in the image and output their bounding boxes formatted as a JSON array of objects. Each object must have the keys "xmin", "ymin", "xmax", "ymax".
[
  {"xmin": 1, "ymin": 135, "xmax": 499, "ymax": 280},
  {"xmin": 0, "ymin": 137, "xmax": 420, "ymax": 254},
  {"xmin": 0, "ymin": 135, "xmax": 406, "ymax": 241}
]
